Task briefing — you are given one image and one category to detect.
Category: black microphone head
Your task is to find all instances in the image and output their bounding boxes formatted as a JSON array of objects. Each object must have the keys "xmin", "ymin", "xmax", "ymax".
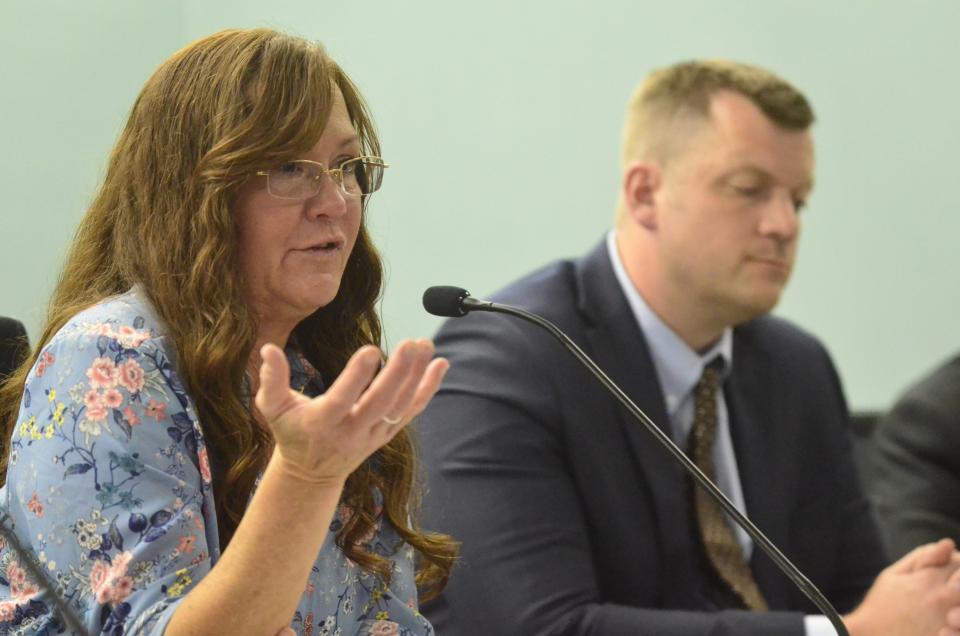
[{"xmin": 423, "ymin": 286, "xmax": 471, "ymax": 318}]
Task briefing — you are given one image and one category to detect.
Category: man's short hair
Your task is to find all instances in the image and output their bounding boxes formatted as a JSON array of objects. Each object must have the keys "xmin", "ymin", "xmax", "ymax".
[{"xmin": 622, "ymin": 60, "xmax": 815, "ymax": 167}]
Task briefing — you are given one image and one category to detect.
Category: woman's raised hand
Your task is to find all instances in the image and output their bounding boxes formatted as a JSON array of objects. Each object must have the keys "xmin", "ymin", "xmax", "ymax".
[{"xmin": 255, "ymin": 339, "xmax": 448, "ymax": 485}]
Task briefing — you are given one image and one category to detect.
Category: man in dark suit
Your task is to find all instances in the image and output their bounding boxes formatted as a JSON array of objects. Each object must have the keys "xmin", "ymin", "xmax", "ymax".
[
  {"xmin": 418, "ymin": 61, "xmax": 960, "ymax": 635},
  {"xmin": 0, "ymin": 317, "xmax": 29, "ymax": 381},
  {"xmin": 870, "ymin": 355, "xmax": 960, "ymax": 559}
]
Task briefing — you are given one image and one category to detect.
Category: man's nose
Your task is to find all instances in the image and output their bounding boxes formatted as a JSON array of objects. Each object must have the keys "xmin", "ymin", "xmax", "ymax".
[{"xmin": 758, "ymin": 190, "xmax": 800, "ymax": 239}]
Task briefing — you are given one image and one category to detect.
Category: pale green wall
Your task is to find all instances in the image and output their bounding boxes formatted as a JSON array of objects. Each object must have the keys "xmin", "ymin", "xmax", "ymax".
[{"xmin": 2, "ymin": 1, "xmax": 958, "ymax": 411}]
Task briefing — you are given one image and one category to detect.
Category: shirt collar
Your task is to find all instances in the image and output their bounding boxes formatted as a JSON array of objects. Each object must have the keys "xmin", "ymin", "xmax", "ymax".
[{"xmin": 605, "ymin": 230, "xmax": 733, "ymax": 416}]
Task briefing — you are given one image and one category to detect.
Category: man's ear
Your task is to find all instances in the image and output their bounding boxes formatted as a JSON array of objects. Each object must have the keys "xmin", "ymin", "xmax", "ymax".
[{"xmin": 622, "ymin": 162, "xmax": 661, "ymax": 230}]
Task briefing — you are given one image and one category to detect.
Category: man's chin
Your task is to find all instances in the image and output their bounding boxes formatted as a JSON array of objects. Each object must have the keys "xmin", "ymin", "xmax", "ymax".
[{"xmin": 726, "ymin": 292, "xmax": 783, "ymax": 326}]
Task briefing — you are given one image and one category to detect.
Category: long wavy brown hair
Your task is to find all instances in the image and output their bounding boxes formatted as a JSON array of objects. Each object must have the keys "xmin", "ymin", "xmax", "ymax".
[{"xmin": 0, "ymin": 28, "xmax": 455, "ymax": 600}]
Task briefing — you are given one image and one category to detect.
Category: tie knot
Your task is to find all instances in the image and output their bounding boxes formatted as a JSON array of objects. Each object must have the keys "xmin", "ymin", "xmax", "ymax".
[{"xmin": 697, "ymin": 356, "xmax": 725, "ymax": 392}]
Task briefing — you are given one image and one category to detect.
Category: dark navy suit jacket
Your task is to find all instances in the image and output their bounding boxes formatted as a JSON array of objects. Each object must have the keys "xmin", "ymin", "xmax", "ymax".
[{"xmin": 418, "ymin": 240, "xmax": 886, "ymax": 635}]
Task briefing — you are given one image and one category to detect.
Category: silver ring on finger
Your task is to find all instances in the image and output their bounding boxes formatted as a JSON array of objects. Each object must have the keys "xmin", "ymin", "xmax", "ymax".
[{"xmin": 382, "ymin": 415, "xmax": 403, "ymax": 426}]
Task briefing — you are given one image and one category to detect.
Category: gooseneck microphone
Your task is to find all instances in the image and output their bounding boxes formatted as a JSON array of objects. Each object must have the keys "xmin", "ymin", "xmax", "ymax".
[{"xmin": 422, "ymin": 285, "xmax": 849, "ymax": 636}]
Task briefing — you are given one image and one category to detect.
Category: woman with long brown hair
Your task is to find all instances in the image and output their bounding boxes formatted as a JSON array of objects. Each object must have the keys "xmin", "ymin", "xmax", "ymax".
[{"xmin": 0, "ymin": 28, "xmax": 456, "ymax": 635}]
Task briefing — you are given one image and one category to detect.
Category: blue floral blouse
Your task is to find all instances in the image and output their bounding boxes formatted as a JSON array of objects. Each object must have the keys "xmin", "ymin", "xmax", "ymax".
[{"xmin": 0, "ymin": 289, "xmax": 432, "ymax": 636}]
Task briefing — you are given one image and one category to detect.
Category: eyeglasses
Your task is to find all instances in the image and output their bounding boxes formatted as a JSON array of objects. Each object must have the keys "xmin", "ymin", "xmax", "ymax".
[{"xmin": 255, "ymin": 156, "xmax": 388, "ymax": 200}]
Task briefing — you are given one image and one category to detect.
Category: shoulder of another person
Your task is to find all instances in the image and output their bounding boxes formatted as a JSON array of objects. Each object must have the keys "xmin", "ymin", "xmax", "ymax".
[
  {"xmin": 908, "ymin": 353, "xmax": 960, "ymax": 402},
  {"xmin": 0, "ymin": 315, "xmax": 27, "ymax": 338},
  {"xmin": 885, "ymin": 352, "xmax": 960, "ymax": 423}
]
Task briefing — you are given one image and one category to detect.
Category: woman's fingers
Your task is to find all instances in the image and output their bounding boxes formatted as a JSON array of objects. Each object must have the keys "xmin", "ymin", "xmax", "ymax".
[
  {"xmin": 255, "ymin": 343, "xmax": 295, "ymax": 422},
  {"xmin": 366, "ymin": 348, "xmax": 449, "ymax": 440},
  {"xmin": 317, "ymin": 345, "xmax": 383, "ymax": 421},
  {"xmin": 371, "ymin": 340, "xmax": 435, "ymax": 429},
  {"xmin": 948, "ymin": 558, "xmax": 960, "ymax": 590},
  {"xmin": 406, "ymin": 357, "xmax": 450, "ymax": 418},
  {"xmin": 350, "ymin": 340, "xmax": 427, "ymax": 424}
]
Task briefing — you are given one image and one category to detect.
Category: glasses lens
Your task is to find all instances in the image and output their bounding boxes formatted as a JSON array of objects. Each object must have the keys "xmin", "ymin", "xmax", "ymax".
[
  {"xmin": 341, "ymin": 158, "xmax": 385, "ymax": 196},
  {"xmin": 269, "ymin": 161, "xmax": 319, "ymax": 199}
]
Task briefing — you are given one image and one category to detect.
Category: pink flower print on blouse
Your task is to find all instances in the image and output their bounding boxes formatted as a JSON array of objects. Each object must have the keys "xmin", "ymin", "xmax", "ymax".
[
  {"xmin": 118, "ymin": 358, "xmax": 146, "ymax": 393},
  {"xmin": 90, "ymin": 323, "xmax": 114, "ymax": 337},
  {"xmin": 176, "ymin": 534, "xmax": 197, "ymax": 555},
  {"xmin": 296, "ymin": 353, "xmax": 320, "ymax": 380},
  {"xmin": 89, "ymin": 551, "xmax": 135, "ymax": 607},
  {"xmin": 86, "ymin": 357, "xmax": 119, "ymax": 389},
  {"xmin": 123, "ymin": 406, "xmax": 141, "ymax": 427},
  {"xmin": 84, "ymin": 390, "xmax": 109, "ymax": 423},
  {"xmin": 103, "ymin": 389, "xmax": 124, "ymax": 410},
  {"xmin": 0, "ymin": 561, "xmax": 39, "ymax": 620},
  {"xmin": 35, "ymin": 350, "xmax": 55, "ymax": 377},
  {"xmin": 116, "ymin": 325, "xmax": 150, "ymax": 349},
  {"xmin": 368, "ymin": 620, "xmax": 400, "ymax": 636},
  {"xmin": 3, "ymin": 561, "xmax": 39, "ymax": 606},
  {"xmin": 145, "ymin": 399, "xmax": 167, "ymax": 421},
  {"xmin": 87, "ymin": 323, "xmax": 151, "ymax": 349},
  {"xmin": 197, "ymin": 446, "xmax": 212, "ymax": 484},
  {"xmin": 26, "ymin": 493, "xmax": 44, "ymax": 518}
]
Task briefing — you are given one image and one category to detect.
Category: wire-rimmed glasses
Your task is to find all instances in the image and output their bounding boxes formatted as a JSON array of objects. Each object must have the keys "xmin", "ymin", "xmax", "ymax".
[{"xmin": 255, "ymin": 156, "xmax": 388, "ymax": 200}]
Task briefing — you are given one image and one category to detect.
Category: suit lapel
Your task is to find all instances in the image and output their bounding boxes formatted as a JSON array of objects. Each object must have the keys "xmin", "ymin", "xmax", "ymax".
[
  {"xmin": 575, "ymin": 240, "xmax": 700, "ymax": 605},
  {"xmin": 726, "ymin": 328, "xmax": 793, "ymax": 607}
]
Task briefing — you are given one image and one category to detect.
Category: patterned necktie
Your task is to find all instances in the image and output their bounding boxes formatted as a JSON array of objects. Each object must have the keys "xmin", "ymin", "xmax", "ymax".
[{"xmin": 689, "ymin": 360, "xmax": 769, "ymax": 611}]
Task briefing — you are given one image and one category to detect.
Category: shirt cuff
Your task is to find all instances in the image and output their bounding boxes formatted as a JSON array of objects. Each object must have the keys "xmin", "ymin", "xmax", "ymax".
[{"xmin": 804, "ymin": 614, "xmax": 841, "ymax": 636}]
